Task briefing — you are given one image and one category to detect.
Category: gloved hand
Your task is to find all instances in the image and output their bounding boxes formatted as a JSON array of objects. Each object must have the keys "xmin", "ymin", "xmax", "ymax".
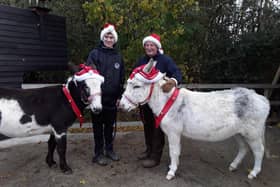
[{"xmin": 161, "ymin": 79, "xmax": 177, "ymax": 92}]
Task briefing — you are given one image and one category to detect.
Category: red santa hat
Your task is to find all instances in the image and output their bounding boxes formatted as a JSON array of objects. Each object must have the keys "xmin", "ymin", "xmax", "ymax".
[
  {"xmin": 100, "ymin": 23, "xmax": 118, "ymax": 43},
  {"xmin": 129, "ymin": 63, "xmax": 164, "ymax": 83},
  {"xmin": 142, "ymin": 33, "xmax": 164, "ymax": 54},
  {"xmin": 74, "ymin": 64, "xmax": 104, "ymax": 83}
]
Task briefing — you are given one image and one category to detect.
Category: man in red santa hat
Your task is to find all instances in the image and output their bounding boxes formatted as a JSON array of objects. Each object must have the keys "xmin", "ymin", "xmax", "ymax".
[{"xmin": 135, "ymin": 33, "xmax": 182, "ymax": 168}]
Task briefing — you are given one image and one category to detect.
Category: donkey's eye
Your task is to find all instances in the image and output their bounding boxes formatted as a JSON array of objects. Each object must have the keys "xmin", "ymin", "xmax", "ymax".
[
  {"xmin": 133, "ymin": 85, "xmax": 141, "ymax": 89},
  {"xmin": 82, "ymin": 84, "xmax": 90, "ymax": 96},
  {"xmin": 85, "ymin": 87, "xmax": 90, "ymax": 95}
]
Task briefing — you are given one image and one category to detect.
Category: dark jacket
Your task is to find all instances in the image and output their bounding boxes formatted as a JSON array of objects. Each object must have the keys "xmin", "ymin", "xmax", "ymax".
[
  {"xmin": 135, "ymin": 52, "xmax": 182, "ymax": 84},
  {"xmin": 86, "ymin": 43, "xmax": 125, "ymax": 109}
]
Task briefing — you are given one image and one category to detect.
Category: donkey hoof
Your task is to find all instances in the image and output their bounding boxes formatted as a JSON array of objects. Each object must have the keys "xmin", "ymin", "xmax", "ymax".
[
  {"xmin": 61, "ymin": 167, "xmax": 73, "ymax": 175},
  {"xmin": 50, "ymin": 163, "xmax": 58, "ymax": 169},
  {"xmin": 166, "ymin": 174, "xmax": 175, "ymax": 180},
  {"xmin": 166, "ymin": 170, "xmax": 176, "ymax": 180},
  {"xmin": 63, "ymin": 169, "xmax": 73, "ymax": 175},
  {"xmin": 46, "ymin": 160, "xmax": 57, "ymax": 168},
  {"xmin": 229, "ymin": 165, "xmax": 237, "ymax": 172},
  {"xmin": 248, "ymin": 173, "xmax": 256, "ymax": 180}
]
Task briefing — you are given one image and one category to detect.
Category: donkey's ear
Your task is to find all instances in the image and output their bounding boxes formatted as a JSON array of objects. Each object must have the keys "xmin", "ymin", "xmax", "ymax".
[
  {"xmin": 143, "ymin": 58, "xmax": 154, "ymax": 73},
  {"xmin": 68, "ymin": 62, "xmax": 79, "ymax": 74},
  {"xmin": 153, "ymin": 60, "xmax": 157, "ymax": 67}
]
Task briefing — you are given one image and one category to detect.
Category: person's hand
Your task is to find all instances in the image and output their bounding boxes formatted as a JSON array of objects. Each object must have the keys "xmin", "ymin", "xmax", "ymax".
[{"xmin": 161, "ymin": 79, "xmax": 176, "ymax": 92}]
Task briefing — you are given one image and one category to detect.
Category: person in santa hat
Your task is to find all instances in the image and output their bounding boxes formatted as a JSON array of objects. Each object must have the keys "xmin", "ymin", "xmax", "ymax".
[
  {"xmin": 135, "ymin": 33, "xmax": 182, "ymax": 168},
  {"xmin": 86, "ymin": 23, "xmax": 125, "ymax": 166}
]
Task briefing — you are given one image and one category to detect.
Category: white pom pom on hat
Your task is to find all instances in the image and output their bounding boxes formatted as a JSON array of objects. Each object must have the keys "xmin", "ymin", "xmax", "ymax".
[
  {"xmin": 142, "ymin": 33, "xmax": 164, "ymax": 54},
  {"xmin": 100, "ymin": 23, "xmax": 118, "ymax": 43}
]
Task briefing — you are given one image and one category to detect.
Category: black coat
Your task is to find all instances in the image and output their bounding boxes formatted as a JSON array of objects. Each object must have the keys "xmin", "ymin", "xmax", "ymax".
[
  {"xmin": 136, "ymin": 53, "xmax": 182, "ymax": 84},
  {"xmin": 86, "ymin": 43, "xmax": 125, "ymax": 109}
]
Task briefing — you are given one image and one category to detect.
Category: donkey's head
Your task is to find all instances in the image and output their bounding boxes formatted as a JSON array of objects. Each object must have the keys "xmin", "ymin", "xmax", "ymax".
[
  {"xmin": 119, "ymin": 59, "xmax": 164, "ymax": 111},
  {"xmin": 68, "ymin": 63, "xmax": 104, "ymax": 113}
]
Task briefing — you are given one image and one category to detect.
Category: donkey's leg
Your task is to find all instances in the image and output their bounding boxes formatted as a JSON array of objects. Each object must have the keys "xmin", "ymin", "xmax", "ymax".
[
  {"xmin": 56, "ymin": 133, "xmax": 72, "ymax": 174},
  {"xmin": 229, "ymin": 135, "xmax": 248, "ymax": 171},
  {"xmin": 244, "ymin": 136, "xmax": 264, "ymax": 179},
  {"xmin": 166, "ymin": 132, "xmax": 181, "ymax": 180},
  {"xmin": 46, "ymin": 134, "xmax": 57, "ymax": 168}
]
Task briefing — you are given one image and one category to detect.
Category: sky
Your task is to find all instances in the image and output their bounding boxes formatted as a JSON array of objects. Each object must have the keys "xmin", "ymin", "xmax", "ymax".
[{"xmin": 236, "ymin": 0, "xmax": 280, "ymax": 7}]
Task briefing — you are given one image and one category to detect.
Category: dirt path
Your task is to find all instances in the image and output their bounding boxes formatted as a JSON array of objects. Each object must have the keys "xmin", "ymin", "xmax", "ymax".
[{"xmin": 0, "ymin": 126, "xmax": 279, "ymax": 187}]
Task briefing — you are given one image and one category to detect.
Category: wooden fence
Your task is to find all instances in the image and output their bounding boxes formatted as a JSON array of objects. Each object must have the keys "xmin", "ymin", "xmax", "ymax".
[{"xmin": 21, "ymin": 83, "xmax": 280, "ymax": 123}]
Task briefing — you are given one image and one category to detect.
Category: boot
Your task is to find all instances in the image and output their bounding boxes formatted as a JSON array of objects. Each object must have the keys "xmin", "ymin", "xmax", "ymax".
[
  {"xmin": 105, "ymin": 150, "xmax": 120, "ymax": 161},
  {"xmin": 137, "ymin": 150, "xmax": 150, "ymax": 160},
  {"xmin": 92, "ymin": 154, "xmax": 108, "ymax": 166},
  {"xmin": 142, "ymin": 159, "xmax": 160, "ymax": 168}
]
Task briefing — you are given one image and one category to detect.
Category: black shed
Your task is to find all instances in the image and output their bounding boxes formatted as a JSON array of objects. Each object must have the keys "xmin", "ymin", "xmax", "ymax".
[{"xmin": 0, "ymin": 4, "xmax": 67, "ymax": 88}]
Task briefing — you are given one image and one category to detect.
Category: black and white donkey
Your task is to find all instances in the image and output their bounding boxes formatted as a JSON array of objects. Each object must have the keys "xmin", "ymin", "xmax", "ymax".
[{"xmin": 0, "ymin": 64, "xmax": 104, "ymax": 174}]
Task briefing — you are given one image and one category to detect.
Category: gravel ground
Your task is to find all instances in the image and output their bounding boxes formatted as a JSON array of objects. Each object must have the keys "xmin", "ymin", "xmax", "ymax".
[{"xmin": 0, "ymin": 125, "xmax": 279, "ymax": 187}]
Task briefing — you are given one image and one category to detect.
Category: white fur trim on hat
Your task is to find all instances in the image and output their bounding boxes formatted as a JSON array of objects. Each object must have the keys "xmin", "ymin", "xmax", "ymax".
[
  {"xmin": 134, "ymin": 72, "xmax": 165, "ymax": 83},
  {"xmin": 143, "ymin": 35, "xmax": 164, "ymax": 54},
  {"xmin": 74, "ymin": 70, "xmax": 104, "ymax": 83},
  {"xmin": 100, "ymin": 24, "xmax": 118, "ymax": 43},
  {"xmin": 143, "ymin": 36, "xmax": 161, "ymax": 49}
]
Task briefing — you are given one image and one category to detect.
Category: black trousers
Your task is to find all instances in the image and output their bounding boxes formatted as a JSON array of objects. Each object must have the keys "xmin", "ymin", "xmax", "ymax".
[
  {"xmin": 140, "ymin": 104, "xmax": 165, "ymax": 162},
  {"xmin": 91, "ymin": 108, "xmax": 117, "ymax": 155}
]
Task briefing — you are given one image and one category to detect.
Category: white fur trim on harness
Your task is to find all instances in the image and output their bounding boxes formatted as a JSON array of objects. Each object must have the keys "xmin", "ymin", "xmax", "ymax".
[
  {"xmin": 74, "ymin": 70, "xmax": 104, "ymax": 82},
  {"xmin": 100, "ymin": 25, "xmax": 118, "ymax": 43},
  {"xmin": 134, "ymin": 72, "xmax": 164, "ymax": 83}
]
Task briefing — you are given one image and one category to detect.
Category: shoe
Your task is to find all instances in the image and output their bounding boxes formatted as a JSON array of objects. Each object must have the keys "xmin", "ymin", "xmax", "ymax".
[
  {"xmin": 137, "ymin": 151, "xmax": 150, "ymax": 160},
  {"xmin": 105, "ymin": 150, "xmax": 120, "ymax": 161},
  {"xmin": 142, "ymin": 159, "xmax": 159, "ymax": 168},
  {"xmin": 92, "ymin": 154, "xmax": 108, "ymax": 166}
]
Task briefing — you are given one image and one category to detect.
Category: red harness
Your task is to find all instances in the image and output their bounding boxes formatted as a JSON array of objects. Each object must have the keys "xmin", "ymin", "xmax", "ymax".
[
  {"xmin": 128, "ymin": 65, "xmax": 180, "ymax": 128},
  {"xmin": 155, "ymin": 88, "xmax": 180, "ymax": 128},
  {"xmin": 62, "ymin": 85, "xmax": 84, "ymax": 127}
]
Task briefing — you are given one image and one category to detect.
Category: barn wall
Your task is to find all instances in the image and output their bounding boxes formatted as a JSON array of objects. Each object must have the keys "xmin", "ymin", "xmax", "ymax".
[{"xmin": 0, "ymin": 5, "xmax": 67, "ymax": 88}]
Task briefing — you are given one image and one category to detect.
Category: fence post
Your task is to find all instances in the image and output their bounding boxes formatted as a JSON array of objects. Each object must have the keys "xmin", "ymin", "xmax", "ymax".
[{"xmin": 264, "ymin": 64, "xmax": 280, "ymax": 99}]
